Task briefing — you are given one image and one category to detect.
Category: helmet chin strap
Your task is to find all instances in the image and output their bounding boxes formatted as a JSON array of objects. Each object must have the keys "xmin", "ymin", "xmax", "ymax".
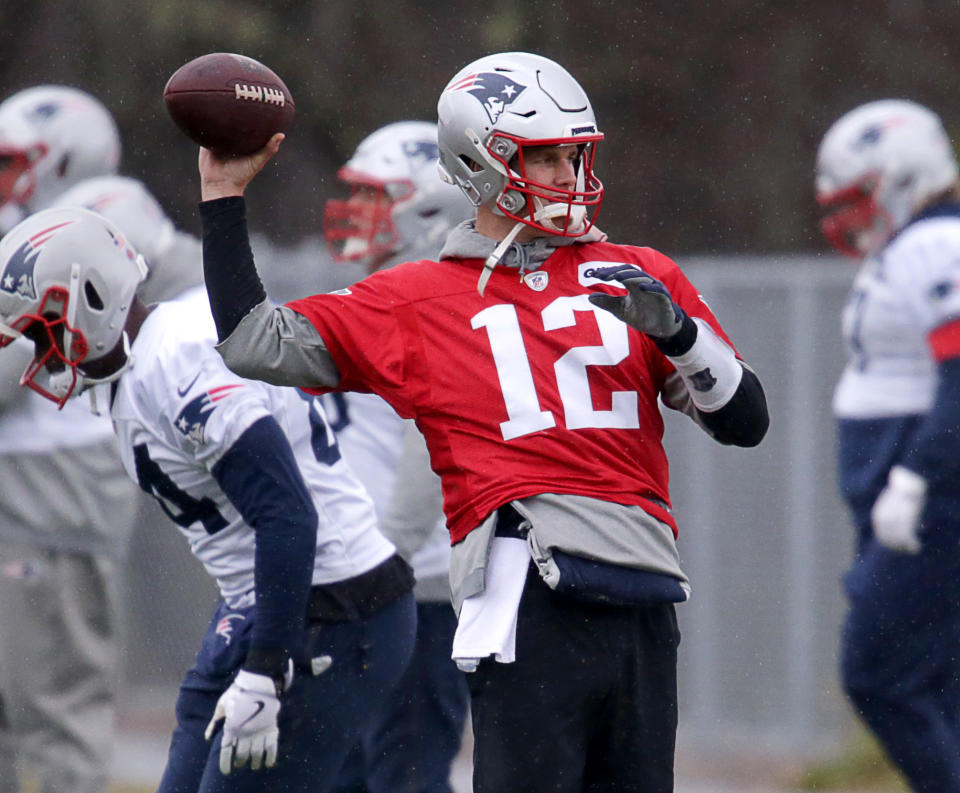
[
  {"xmin": 477, "ymin": 201, "xmax": 585, "ymax": 295},
  {"xmin": 49, "ymin": 330, "xmax": 135, "ymax": 415}
]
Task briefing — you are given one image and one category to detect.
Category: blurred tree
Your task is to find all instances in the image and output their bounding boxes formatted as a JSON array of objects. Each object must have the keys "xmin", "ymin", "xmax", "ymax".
[{"xmin": 0, "ymin": 0, "xmax": 958, "ymax": 256}]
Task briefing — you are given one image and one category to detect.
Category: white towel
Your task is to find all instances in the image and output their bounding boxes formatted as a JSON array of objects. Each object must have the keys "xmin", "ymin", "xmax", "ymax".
[{"xmin": 452, "ymin": 537, "xmax": 530, "ymax": 672}]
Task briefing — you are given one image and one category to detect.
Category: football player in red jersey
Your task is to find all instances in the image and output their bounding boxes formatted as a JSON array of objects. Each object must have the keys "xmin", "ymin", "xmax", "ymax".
[{"xmin": 195, "ymin": 52, "xmax": 768, "ymax": 793}]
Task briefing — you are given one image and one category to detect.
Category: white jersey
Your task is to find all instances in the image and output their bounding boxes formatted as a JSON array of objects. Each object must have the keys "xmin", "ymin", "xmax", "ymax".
[
  {"xmin": 833, "ymin": 214, "xmax": 960, "ymax": 419},
  {"xmin": 112, "ymin": 288, "xmax": 394, "ymax": 607},
  {"xmin": 321, "ymin": 391, "xmax": 450, "ymax": 586}
]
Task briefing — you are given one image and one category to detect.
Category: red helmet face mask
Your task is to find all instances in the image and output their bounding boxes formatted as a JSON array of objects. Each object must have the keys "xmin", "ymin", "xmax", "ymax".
[
  {"xmin": 817, "ymin": 177, "xmax": 892, "ymax": 259},
  {"xmin": 323, "ymin": 172, "xmax": 413, "ymax": 265},
  {"xmin": 488, "ymin": 132, "xmax": 604, "ymax": 236},
  {"xmin": 0, "ymin": 143, "xmax": 45, "ymax": 210},
  {"xmin": 0, "ymin": 284, "xmax": 89, "ymax": 408}
]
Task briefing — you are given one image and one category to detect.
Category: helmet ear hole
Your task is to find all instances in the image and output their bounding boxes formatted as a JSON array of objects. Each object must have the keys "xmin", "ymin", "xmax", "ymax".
[
  {"xmin": 56, "ymin": 153, "xmax": 70, "ymax": 178},
  {"xmin": 84, "ymin": 280, "xmax": 104, "ymax": 311}
]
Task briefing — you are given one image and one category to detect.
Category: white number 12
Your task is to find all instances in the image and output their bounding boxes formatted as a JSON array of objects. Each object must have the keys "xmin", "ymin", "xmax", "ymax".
[{"xmin": 471, "ymin": 295, "xmax": 639, "ymax": 441}]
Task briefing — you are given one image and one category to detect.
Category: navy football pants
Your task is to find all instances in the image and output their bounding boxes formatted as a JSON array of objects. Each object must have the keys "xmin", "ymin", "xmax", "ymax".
[
  {"xmin": 156, "ymin": 591, "xmax": 417, "ymax": 793},
  {"xmin": 331, "ymin": 601, "xmax": 470, "ymax": 793},
  {"xmin": 842, "ymin": 496, "xmax": 960, "ymax": 792}
]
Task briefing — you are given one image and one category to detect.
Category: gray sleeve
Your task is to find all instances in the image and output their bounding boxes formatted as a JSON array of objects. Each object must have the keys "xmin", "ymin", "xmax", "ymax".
[
  {"xmin": 380, "ymin": 420, "xmax": 445, "ymax": 560},
  {"xmin": 214, "ymin": 298, "xmax": 342, "ymax": 389}
]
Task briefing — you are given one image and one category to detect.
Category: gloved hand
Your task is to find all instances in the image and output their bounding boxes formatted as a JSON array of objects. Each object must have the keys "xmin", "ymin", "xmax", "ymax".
[
  {"xmin": 585, "ymin": 265, "xmax": 686, "ymax": 340},
  {"xmin": 871, "ymin": 465, "xmax": 927, "ymax": 554},
  {"xmin": 204, "ymin": 665, "xmax": 289, "ymax": 774}
]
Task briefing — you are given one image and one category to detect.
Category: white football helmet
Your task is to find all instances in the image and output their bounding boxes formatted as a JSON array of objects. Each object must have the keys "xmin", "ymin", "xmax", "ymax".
[
  {"xmin": 0, "ymin": 207, "xmax": 146, "ymax": 406},
  {"xmin": 436, "ymin": 52, "xmax": 604, "ymax": 237},
  {"xmin": 324, "ymin": 121, "xmax": 472, "ymax": 270},
  {"xmin": 816, "ymin": 99, "xmax": 959, "ymax": 257},
  {"xmin": 0, "ymin": 86, "xmax": 121, "ymax": 224},
  {"xmin": 52, "ymin": 175, "xmax": 203, "ymax": 305}
]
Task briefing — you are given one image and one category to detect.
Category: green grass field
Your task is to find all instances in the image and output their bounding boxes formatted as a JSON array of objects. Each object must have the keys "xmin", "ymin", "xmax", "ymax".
[{"xmin": 795, "ymin": 729, "xmax": 909, "ymax": 791}]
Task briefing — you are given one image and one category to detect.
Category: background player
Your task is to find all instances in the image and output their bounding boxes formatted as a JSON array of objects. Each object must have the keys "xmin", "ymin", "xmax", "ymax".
[
  {"xmin": 195, "ymin": 51, "xmax": 769, "ymax": 793},
  {"xmin": 0, "ymin": 84, "xmax": 145, "ymax": 793},
  {"xmin": 816, "ymin": 99, "xmax": 960, "ymax": 791},
  {"xmin": 0, "ymin": 206, "xmax": 417, "ymax": 792},
  {"xmin": 321, "ymin": 120, "xmax": 473, "ymax": 793},
  {"xmin": 53, "ymin": 174, "xmax": 205, "ymax": 305}
]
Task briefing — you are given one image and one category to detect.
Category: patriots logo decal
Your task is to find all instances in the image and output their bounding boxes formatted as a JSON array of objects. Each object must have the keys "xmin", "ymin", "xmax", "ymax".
[
  {"xmin": 402, "ymin": 140, "xmax": 440, "ymax": 163},
  {"xmin": 174, "ymin": 384, "xmax": 243, "ymax": 444},
  {"xmin": 27, "ymin": 102, "xmax": 61, "ymax": 122},
  {"xmin": 853, "ymin": 117, "xmax": 906, "ymax": 151},
  {"xmin": 447, "ymin": 72, "xmax": 526, "ymax": 124},
  {"xmin": 215, "ymin": 613, "xmax": 246, "ymax": 646},
  {"xmin": 1, "ymin": 220, "xmax": 75, "ymax": 300},
  {"xmin": 689, "ymin": 367, "xmax": 718, "ymax": 393}
]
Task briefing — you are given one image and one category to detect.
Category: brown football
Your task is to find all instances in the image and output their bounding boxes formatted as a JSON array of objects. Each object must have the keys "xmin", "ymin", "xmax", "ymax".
[{"xmin": 163, "ymin": 52, "xmax": 295, "ymax": 156}]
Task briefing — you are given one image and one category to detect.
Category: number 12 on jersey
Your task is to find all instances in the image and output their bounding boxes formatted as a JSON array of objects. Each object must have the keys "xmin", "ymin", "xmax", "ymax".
[{"xmin": 471, "ymin": 296, "xmax": 640, "ymax": 441}]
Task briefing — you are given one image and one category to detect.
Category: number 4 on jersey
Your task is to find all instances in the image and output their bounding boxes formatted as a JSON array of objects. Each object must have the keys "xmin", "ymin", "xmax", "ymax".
[{"xmin": 133, "ymin": 443, "xmax": 228, "ymax": 534}]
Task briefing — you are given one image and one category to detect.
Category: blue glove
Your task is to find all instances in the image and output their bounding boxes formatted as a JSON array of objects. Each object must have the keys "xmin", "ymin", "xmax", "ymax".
[{"xmin": 586, "ymin": 265, "xmax": 687, "ymax": 340}]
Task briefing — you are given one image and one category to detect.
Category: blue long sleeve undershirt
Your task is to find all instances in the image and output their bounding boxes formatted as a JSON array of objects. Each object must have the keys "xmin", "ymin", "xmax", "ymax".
[
  {"xmin": 211, "ymin": 415, "xmax": 318, "ymax": 679},
  {"xmin": 200, "ymin": 196, "xmax": 266, "ymax": 342}
]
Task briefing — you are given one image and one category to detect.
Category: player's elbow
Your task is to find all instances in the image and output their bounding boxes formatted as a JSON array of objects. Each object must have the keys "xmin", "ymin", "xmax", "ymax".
[{"xmin": 699, "ymin": 369, "xmax": 770, "ymax": 447}]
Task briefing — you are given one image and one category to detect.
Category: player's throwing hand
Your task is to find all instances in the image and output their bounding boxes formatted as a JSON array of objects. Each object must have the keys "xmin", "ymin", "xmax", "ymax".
[{"xmin": 199, "ymin": 132, "xmax": 285, "ymax": 202}]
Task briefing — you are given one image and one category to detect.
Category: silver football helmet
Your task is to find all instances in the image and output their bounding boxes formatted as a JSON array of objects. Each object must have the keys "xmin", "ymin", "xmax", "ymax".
[
  {"xmin": 0, "ymin": 207, "xmax": 146, "ymax": 406},
  {"xmin": 436, "ymin": 51, "xmax": 603, "ymax": 237},
  {"xmin": 816, "ymin": 99, "xmax": 959, "ymax": 257},
  {"xmin": 323, "ymin": 121, "xmax": 472, "ymax": 270},
  {"xmin": 0, "ymin": 86, "xmax": 121, "ymax": 226}
]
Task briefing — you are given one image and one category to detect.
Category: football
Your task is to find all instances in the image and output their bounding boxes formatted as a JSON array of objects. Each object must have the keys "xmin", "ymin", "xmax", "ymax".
[{"xmin": 163, "ymin": 52, "xmax": 295, "ymax": 157}]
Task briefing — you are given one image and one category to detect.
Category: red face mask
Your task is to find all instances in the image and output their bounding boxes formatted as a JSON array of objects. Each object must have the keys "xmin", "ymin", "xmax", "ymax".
[
  {"xmin": 0, "ymin": 143, "xmax": 45, "ymax": 210},
  {"xmin": 488, "ymin": 133, "xmax": 604, "ymax": 236},
  {"xmin": 817, "ymin": 180, "xmax": 891, "ymax": 259},
  {"xmin": 0, "ymin": 285, "xmax": 88, "ymax": 408},
  {"xmin": 323, "ymin": 173, "xmax": 412, "ymax": 265}
]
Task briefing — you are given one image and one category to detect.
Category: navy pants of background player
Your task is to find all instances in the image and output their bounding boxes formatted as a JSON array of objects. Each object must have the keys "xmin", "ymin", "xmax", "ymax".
[
  {"xmin": 467, "ymin": 564, "xmax": 680, "ymax": 793},
  {"xmin": 156, "ymin": 590, "xmax": 417, "ymax": 793},
  {"xmin": 332, "ymin": 601, "xmax": 469, "ymax": 793},
  {"xmin": 842, "ymin": 492, "xmax": 960, "ymax": 792}
]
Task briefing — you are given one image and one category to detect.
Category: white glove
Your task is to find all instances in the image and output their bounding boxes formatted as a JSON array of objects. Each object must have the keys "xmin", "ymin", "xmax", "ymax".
[
  {"xmin": 204, "ymin": 668, "xmax": 285, "ymax": 774},
  {"xmin": 871, "ymin": 465, "xmax": 927, "ymax": 555}
]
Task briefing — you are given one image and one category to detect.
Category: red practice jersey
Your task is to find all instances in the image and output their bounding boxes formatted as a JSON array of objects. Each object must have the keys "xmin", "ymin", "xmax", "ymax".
[{"xmin": 287, "ymin": 242, "xmax": 736, "ymax": 543}]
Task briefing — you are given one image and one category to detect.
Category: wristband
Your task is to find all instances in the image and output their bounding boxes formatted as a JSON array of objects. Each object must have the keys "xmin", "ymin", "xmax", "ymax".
[{"xmin": 667, "ymin": 318, "xmax": 742, "ymax": 412}]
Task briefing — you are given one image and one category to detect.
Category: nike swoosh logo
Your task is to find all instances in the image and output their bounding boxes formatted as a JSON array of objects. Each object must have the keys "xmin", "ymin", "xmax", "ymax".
[
  {"xmin": 177, "ymin": 372, "xmax": 201, "ymax": 397},
  {"xmin": 238, "ymin": 700, "xmax": 266, "ymax": 728}
]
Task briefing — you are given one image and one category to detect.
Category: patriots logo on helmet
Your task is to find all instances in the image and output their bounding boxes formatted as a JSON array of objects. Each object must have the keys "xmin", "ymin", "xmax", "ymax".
[
  {"xmin": 215, "ymin": 613, "xmax": 246, "ymax": 646},
  {"xmin": 402, "ymin": 140, "xmax": 440, "ymax": 163},
  {"xmin": 448, "ymin": 72, "xmax": 526, "ymax": 124},
  {"xmin": 27, "ymin": 102, "xmax": 61, "ymax": 122},
  {"xmin": 853, "ymin": 118, "xmax": 906, "ymax": 151},
  {"xmin": 174, "ymin": 384, "xmax": 244, "ymax": 444},
  {"xmin": 0, "ymin": 220, "xmax": 75, "ymax": 300}
]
